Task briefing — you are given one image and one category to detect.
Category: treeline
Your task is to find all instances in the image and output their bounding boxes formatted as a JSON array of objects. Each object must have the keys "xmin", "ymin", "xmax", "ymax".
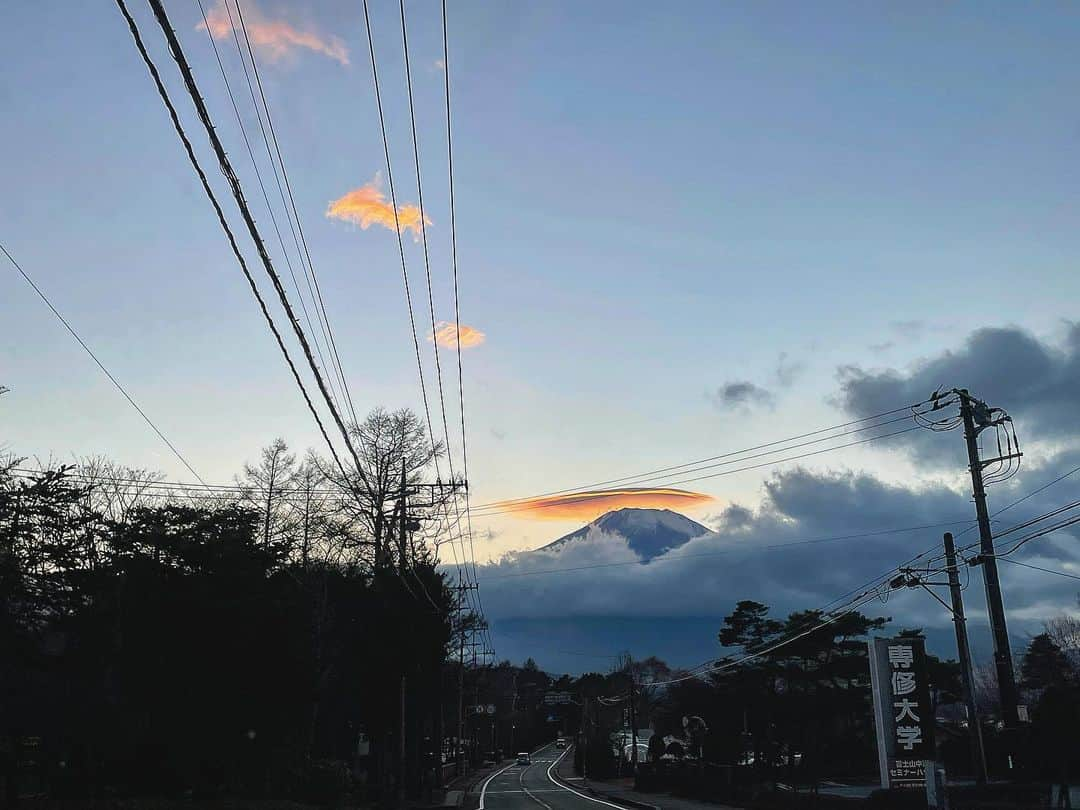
[
  {"xmin": 572, "ymin": 599, "xmax": 1080, "ymax": 790},
  {"xmin": 1, "ymin": 408, "xmax": 471, "ymax": 804}
]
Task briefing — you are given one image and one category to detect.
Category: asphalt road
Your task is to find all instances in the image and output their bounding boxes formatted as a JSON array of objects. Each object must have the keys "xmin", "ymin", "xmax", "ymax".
[{"xmin": 478, "ymin": 743, "xmax": 627, "ymax": 810}]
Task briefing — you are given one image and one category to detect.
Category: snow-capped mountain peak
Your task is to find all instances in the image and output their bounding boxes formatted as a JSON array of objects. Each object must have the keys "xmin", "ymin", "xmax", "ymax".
[{"xmin": 538, "ymin": 508, "xmax": 710, "ymax": 561}]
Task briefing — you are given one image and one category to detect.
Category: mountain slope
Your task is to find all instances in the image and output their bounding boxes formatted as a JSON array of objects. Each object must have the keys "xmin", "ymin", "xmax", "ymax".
[{"xmin": 538, "ymin": 508, "xmax": 710, "ymax": 561}]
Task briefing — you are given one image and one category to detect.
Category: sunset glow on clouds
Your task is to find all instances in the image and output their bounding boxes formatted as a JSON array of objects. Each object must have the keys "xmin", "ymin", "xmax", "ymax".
[
  {"xmin": 326, "ymin": 177, "xmax": 429, "ymax": 237},
  {"xmin": 431, "ymin": 322, "xmax": 486, "ymax": 349},
  {"xmin": 485, "ymin": 488, "xmax": 714, "ymax": 522},
  {"xmin": 198, "ymin": 0, "xmax": 350, "ymax": 66}
]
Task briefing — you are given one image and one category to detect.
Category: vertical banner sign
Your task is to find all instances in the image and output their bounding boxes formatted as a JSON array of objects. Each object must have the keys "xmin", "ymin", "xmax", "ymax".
[{"xmin": 868, "ymin": 636, "xmax": 935, "ymax": 789}]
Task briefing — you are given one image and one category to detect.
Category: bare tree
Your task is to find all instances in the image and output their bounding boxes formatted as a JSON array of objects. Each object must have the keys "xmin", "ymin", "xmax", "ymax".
[
  {"xmin": 317, "ymin": 407, "xmax": 448, "ymax": 569},
  {"xmin": 1045, "ymin": 609, "xmax": 1080, "ymax": 674},
  {"xmin": 77, "ymin": 455, "xmax": 166, "ymax": 524},
  {"xmin": 238, "ymin": 438, "xmax": 299, "ymax": 552},
  {"xmin": 292, "ymin": 452, "xmax": 341, "ymax": 567}
]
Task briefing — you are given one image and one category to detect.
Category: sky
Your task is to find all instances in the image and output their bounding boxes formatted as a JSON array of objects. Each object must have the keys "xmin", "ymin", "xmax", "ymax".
[{"xmin": 3, "ymin": 1, "xmax": 1080, "ymax": 671}]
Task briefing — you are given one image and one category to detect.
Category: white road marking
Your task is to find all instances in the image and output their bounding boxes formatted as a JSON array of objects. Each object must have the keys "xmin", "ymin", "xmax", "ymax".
[
  {"xmin": 545, "ymin": 745, "xmax": 636, "ymax": 810},
  {"xmin": 478, "ymin": 741, "xmax": 552, "ymax": 810},
  {"xmin": 520, "ymin": 754, "xmax": 553, "ymax": 810},
  {"xmin": 478, "ymin": 761, "xmax": 518, "ymax": 810}
]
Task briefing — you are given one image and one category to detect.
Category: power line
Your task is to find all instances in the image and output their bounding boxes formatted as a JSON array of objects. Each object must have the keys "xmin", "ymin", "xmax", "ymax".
[
  {"xmin": 836, "ymin": 460, "xmax": 1080, "ymax": 613},
  {"xmin": 191, "ymin": 0, "xmax": 346, "ymax": 422},
  {"xmin": 116, "ymin": 0, "xmax": 362, "ymax": 495},
  {"xmin": 478, "ymin": 519, "xmax": 975, "ymax": 580},
  {"xmin": 993, "ymin": 557, "xmax": 1080, "ymax": 582},
  {"xmin": 141, "ymin": 0, "xmax": 371, "ymax": 491},
  {"xmin": 360, "ymin": 0, "xmax": 441, "ymax": 484},
  {"xmin": 987, "ymin": 462, "xmax": 1080, "ymax": 520},
  {"xmin": 476, "ymin": 400, "xmax": 937, "ymax": 510},
  {"xmin": 1, "ymin": 240, "xmax": 208, "ymax": 488},
  {"xmin": 398, "ymin": 0, "xmax": 473, "ymax": 608},
  {"xmin": 995, "ymin": 512, "xmax": 1080, "ymax": 558},
  {"xmin": 992, "ymin": 498, "xmax": 1080, "ymax": 544},
  {"xmin": 441, "ymin": 0, "xmax": 490, "ymax": 653},
  {"xmin": 361, "ymin": 0, "xmax": 486, "ymax": 643},
  {"xmin": 471, "ymin": 424, "xmax": 924, "ymax": 518},
  {"xmin": 643, "ymin": 590, "xmax": 885, "ymax": 688},
  {"xmin": 230, "ymin": 0, "xmax": 362, "ymax": 430}
]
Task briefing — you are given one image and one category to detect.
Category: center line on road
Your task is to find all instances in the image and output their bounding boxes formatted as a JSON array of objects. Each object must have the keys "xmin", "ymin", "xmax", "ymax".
[
  {"xmin": 478, "ymin": 741, "xmax": 552, "ymax": 810},
  {"xmin": 520, "ymin": 753, "xmax": 553, "ymax": 810}
]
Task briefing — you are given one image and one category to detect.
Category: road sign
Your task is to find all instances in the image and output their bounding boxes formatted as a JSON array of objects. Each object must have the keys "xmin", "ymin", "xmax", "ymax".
[
  {"xmin": 868, "ymin": 636, "xmax": 935, "ymax": 790},
  {"xmin": 543, "ymin": 692, "xmax": 572, "ymax": 705}
]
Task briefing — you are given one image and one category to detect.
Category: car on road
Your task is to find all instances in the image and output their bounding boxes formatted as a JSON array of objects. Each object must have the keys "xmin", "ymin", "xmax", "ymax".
[
  {"xmin": 516, "ymin": 752, "xmax": 531, "ymax": 765},
  {"xmin": 555, "ymin": 738, "xmax": 566, "ymax": 749}
]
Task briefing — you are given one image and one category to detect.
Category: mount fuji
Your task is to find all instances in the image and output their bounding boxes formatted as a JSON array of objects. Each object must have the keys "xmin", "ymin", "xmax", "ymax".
[{"xmin": 538, "ymin": 507, "xmax": 711, "ymax": 561}]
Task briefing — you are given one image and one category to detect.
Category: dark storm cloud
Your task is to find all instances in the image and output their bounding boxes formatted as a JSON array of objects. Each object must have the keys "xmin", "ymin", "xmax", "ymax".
[
  {"xmin": 837, "ymin": 324, "xmax": 1080, "ymax": 464},
  {"xmin": 473, "ymin": 450, "xmax": 1080, "ymax": 637},
  {"xmin": 708, "ymin": 380, "xmax": 775, "ymax": 412}
]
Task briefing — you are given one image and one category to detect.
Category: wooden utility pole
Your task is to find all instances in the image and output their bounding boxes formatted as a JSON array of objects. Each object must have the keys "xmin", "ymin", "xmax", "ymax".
[
  {"xmin": 397, "ymin": 464, "xmax": 408, "ymax": 805},
  {"xmin": 958, "ymin": 390, "xmax": 1020, "ymax": 728},
  {"xmin": 944, "ymin": 532, "xmax": 988, "ymax": 784}
]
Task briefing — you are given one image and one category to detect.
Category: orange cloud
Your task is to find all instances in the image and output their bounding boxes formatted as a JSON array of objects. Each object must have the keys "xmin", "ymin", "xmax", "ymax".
[
  {"xmin": 487, "ymin": 488, "xmax": 715, "ymax": 522},
  {"xmin": 198, "ymin": 0, "xmax": 349, "ymax": 66},
  {"xmin": 431, "ymin": 321, "xmax": 486, "ymax": 349},
  {"xmin": 326, "ymin": 177, "xmax": 430, "ymax": 238}
]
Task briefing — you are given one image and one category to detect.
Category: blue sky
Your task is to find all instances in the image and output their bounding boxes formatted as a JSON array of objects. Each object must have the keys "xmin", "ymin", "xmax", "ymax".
[{"xmin": 4, "ymin": 2, "xmax": 1080, "ymax": 666}]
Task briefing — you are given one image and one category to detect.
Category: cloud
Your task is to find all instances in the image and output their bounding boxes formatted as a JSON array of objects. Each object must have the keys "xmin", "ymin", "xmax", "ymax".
[
  {"xmin": 467, "ymin": 322, "xmax": 1080, "ymax": 671},
  {"xmin": 326, "ymin": 176, "xmax": 430, "ymax": 237},
  {"xmin": 431, "ymin": 321, "xmax": 486, "ymax": 349},
  {"xmin": 836, "ymin": 323, "xmax": 1080, "ymax": 464},
  {"xmin": 198, "ymin": 0, "xmax": 349, "ymax": 66},
  {"xmin": 487, "ymin": 488, "xmax": 714, "ymax": 522},
  {"xmin": 707, "ymin": 381, "xmax": 775, "ymax": 412},
  {"xmin": 471, "ymin": 450, "xmax": 1080, "ymax": 656}
]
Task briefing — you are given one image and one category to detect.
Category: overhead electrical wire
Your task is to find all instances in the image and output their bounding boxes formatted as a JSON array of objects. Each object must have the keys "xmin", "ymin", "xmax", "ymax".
[
  {"xmin": 231, "ymin": 0, "xmax": 362, "ymax": 430},
  {"xmin": 440, "ymin": 0, "xmax": 490, "ymax": 654},
  {"xmin": 992, "ymin": 557, "xmax": 1080, "ymax": 582},
  {"xmin": 397, "ymin": 0, "xmax": 472, "ymax": 608},
  {"xmin": 360, "ymin": 0, "xmax": 441, "ymax": 483},
  {"xmin": 361, "ymin": 0, "xmax": 484, "ymax": 630},
  {"xmin": 478, "ymin": 519, "xmax": 976, "ymax": 581},
  {"xmin": 1, "ymin": 241, "xmax": 209, "ymax": 489},
  {"xmin": 641, "ymin": 589, "xmax": 886, "ymax": 689},
  {"xmin": 191, "ymin": 0, "xmax": 346, "ymax": 422},
  {"xmin": 116, "ymin": 0, "xmax": 368, "ymax": 499},
  {"xmin": 993, "ymin": 511, "xmax": 1080, "ymax": 558},
  {"xmin": 471, "ymin": 424, "xmax": 924, "ymax": 518},
  {"xmin": 478, "ymin": 401, "xmax": 940, "ymax": 510}
]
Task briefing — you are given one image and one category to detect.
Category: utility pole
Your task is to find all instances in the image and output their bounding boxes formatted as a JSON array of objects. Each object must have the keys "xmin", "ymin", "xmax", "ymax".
[
  {"xmin": 944, "ymin": 532, "xmax": 988, "ymax": 784},
  {"xmin": 957, "ymin": 389, "xmax": 1020, "ymax": 728},
  {"xmin": 580, "ymin": 692, "xmax": 588, "ymax": 782},
  {"xmin": 398, "ymin": 461, "xmax": 408, "ymax": 575},
  {"xmin": 457, "ymin": 606, "xmax": 466, "ymax": 777},
  {"xmin": 453, "ymin": 580, "xmax": 477, "ymax": 777},
  {"xmin": 628, "ymin": 662, "xmax": 639, "ymax": 776},
  {"xmin": 397, "ymin": 464, "xmax": 408, "ymax": 805}
]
